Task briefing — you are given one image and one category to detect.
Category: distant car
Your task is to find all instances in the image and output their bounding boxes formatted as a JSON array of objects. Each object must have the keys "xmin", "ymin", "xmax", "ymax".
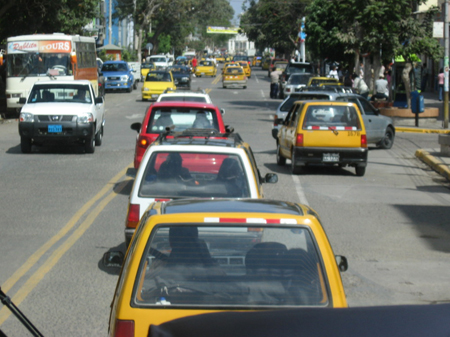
[
  {"xmin": 236, "ymin": 61, "xmax": 252, "ymax": 78},
  {"xmin": 167, "ymin": 65, "xmax": 191, "ymax": 89},
  {"xmin": 222, "ymin": 66, "xmax": 247, "ymax": 89},
  {"xmin": 101, "ymin": 61, "xmax": 137, "ymax": 92},
  {"xmin": 282, "ymin": 73, "xmax": 314, "ymax": 98},
  {"xmin": 140, "ymin": 62, "xmax": 155, "ymax": 81},
  {"xmin": 18, "ymin": 80, "xmax": 105, "ymax": 154},
  {"xmin": 279, "ymin": 61, "xmax": 316, "ymax": 98},
  {"xmin": 107, "ymin": 198, "xmax": 348, "ymax": 336},
  {"xmin": 195, "ymin": 60, "xmax": 217, "ymax": 77},
  {"xmin": 276, "ymin": 101, "xmax": 368, "ymax": 176},
  {"xmin": 130, "ymin": 101, "xmax": 227, "ymax": 168},
  {"xmin": 123, "ymin": 131, "xmax": 278, "ymax": 245},
  {"xmin": 232, "ymin": 55, "xmax": 248, "ymax": 62},
  {"xmin": 141, "ymin": 71, "xmax": 176, "ymax": 101},
  {"xmin": 252, "ymin": 56, "xmax": 262, "ymax": 67},
  {"xmin": 148, "ymin": 55, "xmax": 170, "ymax": 69},
  {"xmin": 272, "ymin": 91, "xmax": 395, "ymax": 150},
  {"xmin": 156, "ymin": 90, "xmax": 213, "ymax": 104}
]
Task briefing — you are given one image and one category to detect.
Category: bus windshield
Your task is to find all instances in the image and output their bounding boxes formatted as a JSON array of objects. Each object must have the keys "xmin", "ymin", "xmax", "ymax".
[{"xmin": 7, "ymin": 53, "xmax": 72, "ymax": 78}]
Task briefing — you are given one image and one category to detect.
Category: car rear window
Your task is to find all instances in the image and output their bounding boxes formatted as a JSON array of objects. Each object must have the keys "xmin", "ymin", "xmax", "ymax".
[
  {"xmin": 138, "ymin": 152, "xmax": 250, "ymax": 198},
  {"xmin": 159, "ymin": 96, "xmax": 207, "ymax": 103},
  {"xmin": 288, "ymin": 74, "xmax": 311, "ymax": 85},
  {"xmin": 226, "ymin": 68, "xmax": 243, "ymax": 74},
  {"xmin": 133, "ymin": 224, "xmax": 328, "ymax": 308},
  {"xmin": 280, "ymin": 95, "xmax": 330, "ymax": 112},
  {"xmin": 146, "ymin": 72, "xmax": 172, "ymax": 82},
  {"xmin": 302, "ymin": 105, "xmax": 362, "ymax": 130},
  {"xmin": 146, "ymin": 108, "xmax": 219, "ymax": 133}
]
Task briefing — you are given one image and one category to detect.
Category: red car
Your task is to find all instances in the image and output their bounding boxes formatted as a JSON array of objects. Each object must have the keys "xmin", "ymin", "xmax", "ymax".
[{"xmin": 131, "ymin": 102, "xmax": 227, "ymax": 168}]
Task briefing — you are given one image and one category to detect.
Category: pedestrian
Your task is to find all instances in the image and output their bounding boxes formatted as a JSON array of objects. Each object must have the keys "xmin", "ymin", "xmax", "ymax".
[
  {"xmin": 371, "ymin": 75, "xmax": 389, "ymax": 101},
  {"xmin": 438, "ymin": 68, "xmax": 444, "ymax": 101},
  {"xmin": 192, "ymin": 56, "xmax": 197, "ymax": 68},
  {"xmin": 328, "ymin": 65, "xmax": 339, "ymax": 80},
  {"xmin": 351, "ymin": 73, "xmax": 369, "ymax": 98},
  {"xmin": 270, "ymin": 66, "xmax": 282, "ymax": 99},
  {"xmin": 421, "ymin": 63, "xmax": 429, "ymax": 92},
  {"xmin": 359, "ymin": 62, "xmax": 364, "ymax": 78}
]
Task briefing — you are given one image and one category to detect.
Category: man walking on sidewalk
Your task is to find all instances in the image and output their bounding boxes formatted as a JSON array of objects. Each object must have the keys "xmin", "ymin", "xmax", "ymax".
[{"xmin": 270, "ymin": 66, "xmax": 282, "ymax": 99}]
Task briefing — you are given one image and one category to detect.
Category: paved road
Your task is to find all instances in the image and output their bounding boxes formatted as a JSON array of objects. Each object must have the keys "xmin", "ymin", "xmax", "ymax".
[{"xmin": 1, "ymin": 67, "xmax": 450, "ymax": 336}]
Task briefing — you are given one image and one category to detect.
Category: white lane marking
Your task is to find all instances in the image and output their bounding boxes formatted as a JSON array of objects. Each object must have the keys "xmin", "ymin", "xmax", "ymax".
[
  {"xmin": 126, "ymin": 113, "xmax": 144, "ymax": 119},
  {"xmin": 255, "ymin": 76, "xmax": 259, "ymax": 83},
  {"xmin": 261, "ymin": 89, "xmax": 265, "ymax": 98},
  {"xmin": 292, "ymin": 175, "xmax": 309, "ymax": 206}
]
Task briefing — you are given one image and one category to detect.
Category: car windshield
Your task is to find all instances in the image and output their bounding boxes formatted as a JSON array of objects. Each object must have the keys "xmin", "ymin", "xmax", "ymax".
[
  {"xmin": 151, "ymin": 57, "xmax": 167, "ymax": 63},
  {"xmin": 159, "ymin": 96, "xmax": 207, "ymax": 103},
  {"xmin": 146, "ymin": 108, "xmax": 219, "ymax": 132},
  {"xmin": 133, "ymin": 224, "xmax": 328, "ymax": 308},
  {"xmin": 302, "ymin": 105, "xmax": 361, "ymax": 130},
  {"xmin": 27, "ymin": 84, "xmax": 92, "ymax": 103},
  {"xmin": 280, "ymin": 94, "xmax": 330, "ymax": 112},
  {"xmin": 141, "ymin": 63, "xmax": 154, "ymax": 69},
  {"xmin": 101, "ymin": 63, "xmax": 128, "ymax": 72},
  {"xmin": 288, "ymin": 74, "xmax": 311, "ymax": 85},
  {"xmin": 146, "ymin": 72, "xmax": 172, "ymax": 82},
  {"xmin": 138, "ymin": 152, "xmax": 250, "ymax": 198},
  {"xmin": 199, "ymin": 61, "xmax": 213, "ymax": 66},
  {"xmin": 7, "ymin": 52, "xmax": 72, "ymax": 77},
  {"xmin": 286, "ymin": 64, "xmax": 315, "ymax": 74}
]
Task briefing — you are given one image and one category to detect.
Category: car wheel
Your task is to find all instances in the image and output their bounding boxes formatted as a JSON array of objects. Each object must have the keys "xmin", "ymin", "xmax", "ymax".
[
  {"xmin": 243, "ymin": 86, "xmax": 247, "ymax": 89},
  {"xmin": 355, "ymin": 166, "xmax": 366, "ymax": 176},
  {"xmin": 20, "ymin": 137, "xmax": 32, "ymax": 154},
  {"xmin": 142, "ymin": 97, "xmax": 147, "ymax": 101},
  {"xmin": 378, "ymin": 127, "xmax": 395, "ymax": 149},
  {"xmin": 223, "ymin": 85, "xmax": 226, "ymax": 89},
  {"xmin": 291, "ymin": 150, "xmax": 302, "ymax": 174},
  {"xmin": 276, "ymin": 143, "xmax": 286, "ymax": 166},
  {"xmin": 85, "ymin": 137, "xmax": 95, "ymax": 154},
  {"xmin": 127, "ymin": 86, "xmax": 132, "ymax": 93},
  {"xmin": 95, "ymin": 126, "xmax": 103, "ymax": 146}
]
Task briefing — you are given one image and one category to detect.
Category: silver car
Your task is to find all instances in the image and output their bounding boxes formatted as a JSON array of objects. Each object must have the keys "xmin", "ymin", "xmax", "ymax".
[
  {"xmin": 272, "ymin": 91, "xmax": 395, "ymax": 149},
  {"xmin": 283, "ymin": 73, "xmax": 314, "ymax": 98}
]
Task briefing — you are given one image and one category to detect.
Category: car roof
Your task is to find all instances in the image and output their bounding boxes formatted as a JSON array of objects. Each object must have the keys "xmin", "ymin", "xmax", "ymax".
[
  {"xmin": 33, "ymin": 80, "xmax": 92, "ymax": 86},
  {"xmin": 103, "ymin": 60, "xmax": 127, "ymax": 64},
  {"xmin": 148, "ymin": 101, "xmax": 218, "ymax": 109},
  {"xmin": 161, "ymin": 199, "xmax": 304, "ymax": 216}
]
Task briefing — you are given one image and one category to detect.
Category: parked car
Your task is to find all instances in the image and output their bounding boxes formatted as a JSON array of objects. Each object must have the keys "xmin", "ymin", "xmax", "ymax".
[
  {"xmin": 106, "ymin": 198, "xmax": 348, "ymax": 337},
  {"xmin": 167, "ymin": 65, "xmax": 191, "ymax": 89},
  {"xmin": 123, "ymin": 131, "xmax": 278, "ymax": 245},
  {"xmin": 101, "ymin": 61, "xmax": 137, "ymax": 92},
  {"xmin": 282, "ymin": 73, "xmax": 314, "ymax": 99},
  {"xmin": 279, "ymin": 61, "xmax": 316, "ymax": 98},
  {"xmin": 271, "ymin": 91, "xmax": 395, "ymax": 150},
  {"xmin": 130, "ymin": 101, "xmax": 228, "ymax": 168},
  {"xmin": 18, "ymin": 80, "xmax": 105, "ymax": 153},
  {"xmin": 276, "ymin": 101, "xmax": 368, "ymax": 176}
]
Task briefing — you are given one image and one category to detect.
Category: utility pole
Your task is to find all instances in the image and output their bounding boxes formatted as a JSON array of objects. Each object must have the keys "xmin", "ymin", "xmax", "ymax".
[
  {"xmin": 445, "ymin": 0, "xmax": 449, "ymax": 128},
  {"xmin": 108, "ymin": 0, "xmax": 112, "ymax": 45}
]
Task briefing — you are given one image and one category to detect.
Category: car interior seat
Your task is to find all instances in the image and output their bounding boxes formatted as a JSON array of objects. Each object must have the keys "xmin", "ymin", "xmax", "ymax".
[
  {"xmin": 192, "ymin": 112, "xmax": 211, "ymax": 129},
  {"xmin": 245, "ymin": 242, "xmax": 288, "ymax": 276}
]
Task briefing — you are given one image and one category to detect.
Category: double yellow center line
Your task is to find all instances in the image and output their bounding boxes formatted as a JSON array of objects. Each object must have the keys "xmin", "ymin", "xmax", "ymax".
[{"xmin": 0, "ymin": 165, "xmax": 132, "ymax": 326}]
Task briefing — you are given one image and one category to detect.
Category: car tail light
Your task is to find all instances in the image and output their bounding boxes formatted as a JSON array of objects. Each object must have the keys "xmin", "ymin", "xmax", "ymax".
[
  {"xmin": 126, "ymin": 204, "xmax": 140, "ymax": 229},
  {"xmin": 138, "ymin": 135, "xmax": 155, "ymax": 149},
  {"xmin": 273, "ymin": 115, "xmax": 279, "ymax": 126},
  {"xmin": 296, "ymin": 134, "xmax": 303, "ymax": 147},
  {"xmin": 113, "ymin": 319, "xmax": 134, "ymax": 337},
  {"xmin": 361, "ymin": 134, "xmax": 367, "ymax": 148},
  {"xmin": 244, "ymin": 76, "xmax": 247, "ymax": 79}
]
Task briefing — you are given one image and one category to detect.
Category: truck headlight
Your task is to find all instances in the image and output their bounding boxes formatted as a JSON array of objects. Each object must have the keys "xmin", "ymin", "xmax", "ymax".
[
  {"xmin": 78, "ymin": 113, "xmax": 94, "ymax": 124},
  {"xmin": 19, "ymin": 112, "xmax": 34, "ymax": 122},
  {"xmin": 121, "ymin": 75, "xmax": 129, "ymax": 81}
]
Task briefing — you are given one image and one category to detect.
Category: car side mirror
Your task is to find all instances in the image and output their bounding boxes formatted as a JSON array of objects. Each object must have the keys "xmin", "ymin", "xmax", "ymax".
[
  {"xmin": 95, "ymin": 97, "xmax": 103, "ymax": 105},
  {"xmin": 225, "ymin": 125, "xmax": 234, "ymax": 133},
  {"xmin": 335, "ymin": 255, "xmax": 348, "ymax": 272},
  {"xmin": 264, "ymin": 173, "xmax": 278, "ymax": 184},
  {"xmin": 19, "ymin": 97, "xmax": 26, "ymax": 104},
  {"xmin": 126, "ymin": 167, "xmax": 137, "ymax": 178},
  {"xmin": 220, "ymin": 108, "xmax": 226, "ymax": 115},
  {"xmin": 130, "ymin": 122, "xmax": 141, "ymax": 132},
  {"xmin": 102, "ymin": 251, "xmax": 125, "ymax": 268}
]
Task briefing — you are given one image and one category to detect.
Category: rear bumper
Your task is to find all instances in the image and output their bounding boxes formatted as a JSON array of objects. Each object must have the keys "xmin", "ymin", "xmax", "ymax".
[
  {"xmin": 223, "ymin": 80, "xmax": 247, "ymax": 87},
  {"xmin": 293, "ymin": 146, "xmax": 368, "ymax": 166}
]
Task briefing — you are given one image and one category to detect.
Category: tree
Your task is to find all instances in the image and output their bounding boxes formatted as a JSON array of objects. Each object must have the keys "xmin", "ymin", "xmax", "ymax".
[
  {"xmin": 0, "ymin": 0, "xmax": 99, "ymax": 43},
  {"xmin": 240, "ymin": 0, "xmax": 312, "ymax": 57}
]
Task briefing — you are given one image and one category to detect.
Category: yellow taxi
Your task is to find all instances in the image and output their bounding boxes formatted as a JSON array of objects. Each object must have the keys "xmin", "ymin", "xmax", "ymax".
[
  {"xmin": 222, "ymin": 62, "xmax": 237, "ymax": 74},
  {"xmin": 106, "ymin": 198, "xmax": 348, "ymax": 337},
  {"xmin": 195, "ymin": 60, "xmax": 217, "ymax": 77},
  {"xmin": 307, "ymin": 77, "xmax": 342, "ymax": 87},
  {"xmin": 261, "ymin": 57, "xmax": 271, "ymax": 70},
  {"xmin": 276, "ymin": 101, "xmax": 368, "ymax": 176},
  {"xmin": 225, "ymin": 54, "xmax": 232, "ymax": 62},
  {"xmin": 222, "ymin": 66, "xmax": 247, "ymax": 89},
  {"xmin": 237, "ymin": 60, "xmax": 252, "ymax": 78},
  {"xmin": 142, "ymin": 71, "xmax": 176, "ymax": 101},
  {"xmin": 252, "ymin": 56, "xmax": 262, "ymax": 67},
  {"xmin": 140, "ymin": 62, "xmax": 155, "ymax": 81},
  {"xmin": 215, "ymin": 55, "xmax": 225, "ymax": 63}
]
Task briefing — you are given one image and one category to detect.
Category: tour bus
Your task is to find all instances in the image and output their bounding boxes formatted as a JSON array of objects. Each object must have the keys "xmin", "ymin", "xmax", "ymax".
[{"xmin": 3, "ymin": 33, "xmax": 98, "ymax": 114}]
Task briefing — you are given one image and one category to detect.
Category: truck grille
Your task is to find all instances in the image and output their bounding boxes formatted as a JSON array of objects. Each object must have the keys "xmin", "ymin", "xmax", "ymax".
[{"xmin": 37, "ymin": 115, "xmax": 76, "ymax": 122}]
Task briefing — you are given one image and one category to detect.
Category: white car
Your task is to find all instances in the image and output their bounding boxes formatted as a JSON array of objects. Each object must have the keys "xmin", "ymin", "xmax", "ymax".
[
  {"xmin": 282, "ymin": 73, "xmax": 314, "ymax": 97},
  {"xmin": 156, "ymin": 89, "xmax": 213, "ymax": 104},
  {"xmin": 18, "ymin": 80, "xmax": 105, "ymax": 153},
  {"xmin": 147, "ymin": 55, "xmax": 170, "ymax": 69},
  {"xmin": 124, "ymin": 131, "xmax": 278, "ymax": 245}
]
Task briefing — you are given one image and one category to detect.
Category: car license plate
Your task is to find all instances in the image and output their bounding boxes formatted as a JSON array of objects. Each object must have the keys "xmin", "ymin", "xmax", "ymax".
[
  {"xmin": 151, "ymin": 94, "xmax": 159, "ymax": 98},
  {"xmin": 201, "ymin": 72, "xmax": 205, "ymax": 75},
  {"xmin": 323, "ymin": 153, "xmax": 339, "ymax": 162},
  {"xmin": 48, "ymin": 125, "xmax": 62, "ymax": 133}
]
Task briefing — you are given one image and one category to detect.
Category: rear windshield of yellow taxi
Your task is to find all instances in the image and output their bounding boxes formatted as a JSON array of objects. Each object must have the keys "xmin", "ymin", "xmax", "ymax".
[
  {"xmin": 132, "ymin": 224, "xmax": 330, "ymax": 308},
  {"xmin": 226, "ymin": 67, "xmax": 243, "ymax": 75},
  {"xmin": 302, "ymin": 105, "xmax": 362, "ymax": 131},
  {"xmin": 145, "ymin": 72, "xmax": 172, "ymax": 82}
]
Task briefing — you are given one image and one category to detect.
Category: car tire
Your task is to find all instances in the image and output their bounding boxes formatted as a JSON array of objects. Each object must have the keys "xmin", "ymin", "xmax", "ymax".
[
  {"xmin": 243, "ymin": 86, "xmax": 247, "ymax": 89},
  {"xmin": 291, "ymin": 150, "xmax": 302, "ymax": 174},
  {"xmin": 378, "ymin": 127, "xmax": 395, "ymax": 149},
  {"xmin": 20, "ymin": 137, "xmax": 32, "ymax": 154},
  {"xmin": 85, "ymin": 137, "xmax": 95, "ymax": 154},
  {"xmin": 276, "ymin": 143, "xmax": 286, "ymax": 166},
  {"xmin": 223, "ymin": 85, "xmax": 226, "ymax": 89},
  {"xmin": 127, "ymin": 86, "xmax": 132, "ymax": 93},
  {"xmin": 95, "ymin": 126, "xmax": 103, "ymax": 146},
  {"xmin": 355, "ymin": 166, "xmax": 366, "ymax": 176}
]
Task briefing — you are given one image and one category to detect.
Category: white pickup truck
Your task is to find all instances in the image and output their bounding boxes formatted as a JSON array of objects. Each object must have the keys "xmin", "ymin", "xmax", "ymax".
[{"xmin": 18, "ymin": 80, "xmax": 105, "ymax": 153}]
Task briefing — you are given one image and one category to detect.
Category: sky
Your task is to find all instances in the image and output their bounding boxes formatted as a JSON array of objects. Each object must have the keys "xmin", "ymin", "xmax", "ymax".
[{"xmin": 229, "ymin": 0, "xmax": 245, "ymax": 25}]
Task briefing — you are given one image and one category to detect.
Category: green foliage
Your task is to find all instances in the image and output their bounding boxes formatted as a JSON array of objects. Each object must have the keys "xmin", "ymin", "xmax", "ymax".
[
  {"xmin": 0, "ymin": 0, "xmax": 99, "ymax": 43},
  {"xmin": 121, "ymin": 48, "xmax": 138, "ymax": 62},
  {"xmin": 157, "ymin": 34, "xmax": 172, "ymax": 54}
]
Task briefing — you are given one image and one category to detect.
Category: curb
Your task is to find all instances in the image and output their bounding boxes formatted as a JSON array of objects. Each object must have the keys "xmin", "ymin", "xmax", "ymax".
[
  {"xmin": 396, "ymin": 127, "xmax": 450, "ymax": 134},
  {"xmin": 415, "ymin": 149, "xmax": 450, "ymax": 181}
]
